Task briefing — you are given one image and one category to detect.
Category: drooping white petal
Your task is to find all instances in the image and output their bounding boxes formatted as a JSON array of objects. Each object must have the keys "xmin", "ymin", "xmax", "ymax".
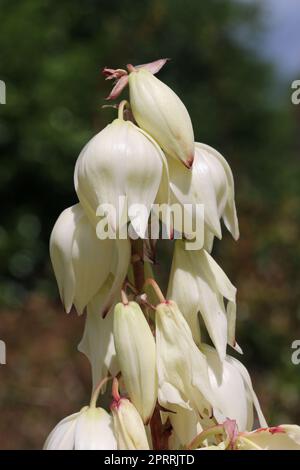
[
  {"xmin": 129, "ymin": 68, "xmax": 195, "ymax": 168},
  {"xmin": 72, "ymin": 215, "xmax": 114, "ymax": 315},
  {"xmin": 78, "ymin": 283, "xmax": 119, "ymax": 392},
  {"xmin": 168, "ymin": 406, "xmax": 204, "ymax": 447},
  {"xmin": 195, "ymin": 142, "xmax": 239, "ymax": 241},
  {"xmin": 226, "ymin": 355, "xmax": 267, "ymax": 428},
  {"xmin": 202, "ymin": 345, "xmax": 249, "ymax": 432},
  {"xmin": 156, "ymin": 300, "xmax": 213, "ymax": 417},
  {"xmin": 43, "ymin": 410, "xmax": 85, "ymax": 450},
  {"xmin": 74, "ymin": 407, "xmax": 117, "ymax": 450},
  {"xmin": 49, "ymin": 205, "xmax": 82, "ymax": 313},
  {"xmin": 167, "ymin": 241, "xmax": 238, "ymax": 360},
  {"xmin": 168, "ymin": 152, "xmax": 221, "ymax": 239}
]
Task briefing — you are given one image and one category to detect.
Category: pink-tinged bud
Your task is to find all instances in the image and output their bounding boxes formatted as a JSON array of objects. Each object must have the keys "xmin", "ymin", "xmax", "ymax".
[
  {"xmin": 111, "ymin": 397, "xmax": 150, "ymax": 450},
  {"xmin": 128, "ymin": 68, "xmax": 195, "ymax": 168},
  {"xmin": 113, "ymin": 301, "xmax": 157, "ymax": 423}
]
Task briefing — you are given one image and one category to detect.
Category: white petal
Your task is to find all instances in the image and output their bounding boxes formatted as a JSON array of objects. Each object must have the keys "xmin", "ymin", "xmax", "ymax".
[
  {"xmin": 78, "ymin": 286, "xmax": 119, "ymax": 391},
  {"xmin": 74, "ymin": 407, "xmax": 117, "ymax": 450},
  {"xmin": 49, "ymin": 204, "xmax": 83, "ymax": 313},
  {"xmin": 72, "ymin": 217, "xmax": 114, "ymax": 314},
  {"xmin": 44, "ymin": 410, "xmax": 83, "ymax": 450}
]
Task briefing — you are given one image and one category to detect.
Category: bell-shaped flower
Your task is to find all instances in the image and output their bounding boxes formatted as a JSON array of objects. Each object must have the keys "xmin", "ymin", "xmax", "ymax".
[
  {"xmin": 202, "ymin": 344, "xmax": 267, "ymax": 432},
  {"xmin": 195, "ymin": 142, "xmax": 239, "ymax": 247},
  {"xmin": 167, "ymin": 240, "xmax": 239, "ymax": 360},
  {"xmin": 44, "ymin": 406, "xmax": 117, "ymax": 450},
  {"xmin": 237, "ymin": 425, "xmax": 300, "ymax": 450},
  {"xmin": 50, "ymin": 203, "xmax": 130, "ymax": 316},
  {"xmin": 128, "ymin": 67, "xmax": 195, "ymax": 168},
  {"xmin": 111, "ymin": 385, "xmax": 150, "ymax": 450},
  {"xmin": 113, "ymin": 301, "xmax": 157, "ymax": 423},
  {"xmin": 168, "ymin": 142, "xmax": 239, "ymax": 249},
  {"xmin": 74, "ymin": 108, "xmax": 168, "ymax": 238},
  {"xmin": 155, "ymin": 299, "xmax": 214, "ymax": 417}
]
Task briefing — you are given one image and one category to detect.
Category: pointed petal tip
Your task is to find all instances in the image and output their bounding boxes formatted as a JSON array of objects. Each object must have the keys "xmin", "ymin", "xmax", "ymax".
[{"xmin": 183, "ymin": 155, "xmax": 194, "ymax": 169}]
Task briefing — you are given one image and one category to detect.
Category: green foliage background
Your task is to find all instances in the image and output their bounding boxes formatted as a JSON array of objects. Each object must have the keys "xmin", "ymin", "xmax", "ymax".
[{"xmin": 0, "ymin": 0, "xmax": 299, "ymax": 448}]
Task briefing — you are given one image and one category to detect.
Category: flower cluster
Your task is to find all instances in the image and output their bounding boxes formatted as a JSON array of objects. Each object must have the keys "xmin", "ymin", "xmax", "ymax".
[{"xmin": 45, "ymin": 59, "xmax": 300, "ymax": 450}]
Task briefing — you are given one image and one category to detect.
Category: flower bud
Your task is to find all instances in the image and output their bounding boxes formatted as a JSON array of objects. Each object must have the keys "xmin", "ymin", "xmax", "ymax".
[
  {"xmin": 50, "ymin": 203, "xmax": 130, "ymax": 316},
  {"xmin": 128, "ymin": 68, "xmax": 195, "ymax": 168},
  {"xmin": 44, "ymin": 406, "xmax": 117, "ymax": 450},
  {"xmin": 155, "ymin": 299, "xmax": 213, "ymax": 417},
  {"xmin": 113, "ymin": 301, "xmax": 157, "ymax": 423},
  {"xmin": 111, "ymin": 397, "xmax": 150, "ymax": 450},
  {"xmin": 75, "ymin": 117, "xmax": 168, "ymax": 238}
]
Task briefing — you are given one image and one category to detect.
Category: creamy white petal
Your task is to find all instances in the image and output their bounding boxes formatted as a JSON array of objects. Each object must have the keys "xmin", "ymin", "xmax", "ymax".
[
  {"xmin": 78, "ymin": 285, "xmax": 119, "ymax": 392},
  {"xmin": 74, "ymin": 407, "xmax": 117, "ymax": 450},
  {"xmin": 44, "ymin": 410, "xmax": 85, "ymax": 450},
  {"xmin": 195, "ymin": 142, "xmax": 239, "ymax": 240},
  {"xmin": 49, "ymin": 205, "xmax": 82, "ymax": 313},
  {"xmin": 156, "ymin": 300, "xmax": 213, "ymax": 416}
]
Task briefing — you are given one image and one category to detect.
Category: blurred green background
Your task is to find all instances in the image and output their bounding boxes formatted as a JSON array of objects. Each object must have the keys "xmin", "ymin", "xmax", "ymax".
[{"xmin": 0, "ymin": 0, "xmax": 300, "ymax": 449}]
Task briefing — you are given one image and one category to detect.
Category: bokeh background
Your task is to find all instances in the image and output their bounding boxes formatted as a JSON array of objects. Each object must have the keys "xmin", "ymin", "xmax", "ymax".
[{"xmin": 0, "ymin": 0, "xmax": 300, "ymax": 449}]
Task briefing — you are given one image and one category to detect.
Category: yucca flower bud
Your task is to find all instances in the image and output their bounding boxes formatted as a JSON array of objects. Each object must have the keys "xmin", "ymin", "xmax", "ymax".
[
  {"xmin": 44, "ymin": 406, "xmax": 117, "ymax": 450},
  {"xmin": 113, "ymin": 301, "xmax": 157, "ymax": 423},
  {"xmin": 155, "ymin": 299, "xmax": 213, "ymax": 417},
  {"xmin": 50, "ymin": 203, "xmax": 130, "ymax": 316},
  {"xmin": 74, "ymin": 104, "xmax": 168, "ymax": 238},
  {"xmin": 202, "ymin": 344, "xmax": 266, "ymax": 432},
  {"xmin": 110, "ymin": 381, "xmax": 150, "ymax": 450},
  {"xmin": 167, "ymin": 240, "xmax": 239, "ymax": 360},
  {"xmin": 128, "ymin": 67, "xmax": 195, "ymax": 168}
]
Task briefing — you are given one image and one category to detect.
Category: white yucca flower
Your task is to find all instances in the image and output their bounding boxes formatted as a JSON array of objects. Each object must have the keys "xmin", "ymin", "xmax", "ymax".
[
  {"xmin": 113, "ymin": 301, "xmax": 157, "ymax": 423},
  {"xmin": 128, "ymin": 67, "xmax": 195, "ymax": 169},
  {"xmin": 74, "ymin": 107, "xmax": 168, "ymax": 238},
  {"xmin": 202, "ymin": 344, "xmax": 267, "ymax": 432},
  {"xmin": 44, "ymin": 406, "xmax": 117, "ymax": 450},
  {"xmin": 111, "ymin": 393, "xmax": 150, "ymax": 450},
  {"xmin": 168, "ymin": 142, "xmax": 239, "ymax": 250},
  {"xmin": 155, "ymin": 299, "xmax": 213, "ymax": 417},
  {"xmin": 167, "ymin": 240, "xmax": 239, "ymax": 359},
  {"xmin": 50, "ymin": 203, "xmax": 130, "ymax": 316}
]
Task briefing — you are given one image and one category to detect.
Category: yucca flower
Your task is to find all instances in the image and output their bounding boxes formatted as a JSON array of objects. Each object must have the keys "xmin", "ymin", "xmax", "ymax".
[
  {"xmin": 44, "ymin": 406, "xmax": 117, "ymax": 450},
  {"xmin": 74, "ymin": 102, "xmax": 168, "ymax": 239},
  {"xmin": 167, "ymin": 240, "xmax": 239, "ymax": 359},
  {"xmin": 50, "ymin": 203, "xmax": 130, "ymax": 317}
]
